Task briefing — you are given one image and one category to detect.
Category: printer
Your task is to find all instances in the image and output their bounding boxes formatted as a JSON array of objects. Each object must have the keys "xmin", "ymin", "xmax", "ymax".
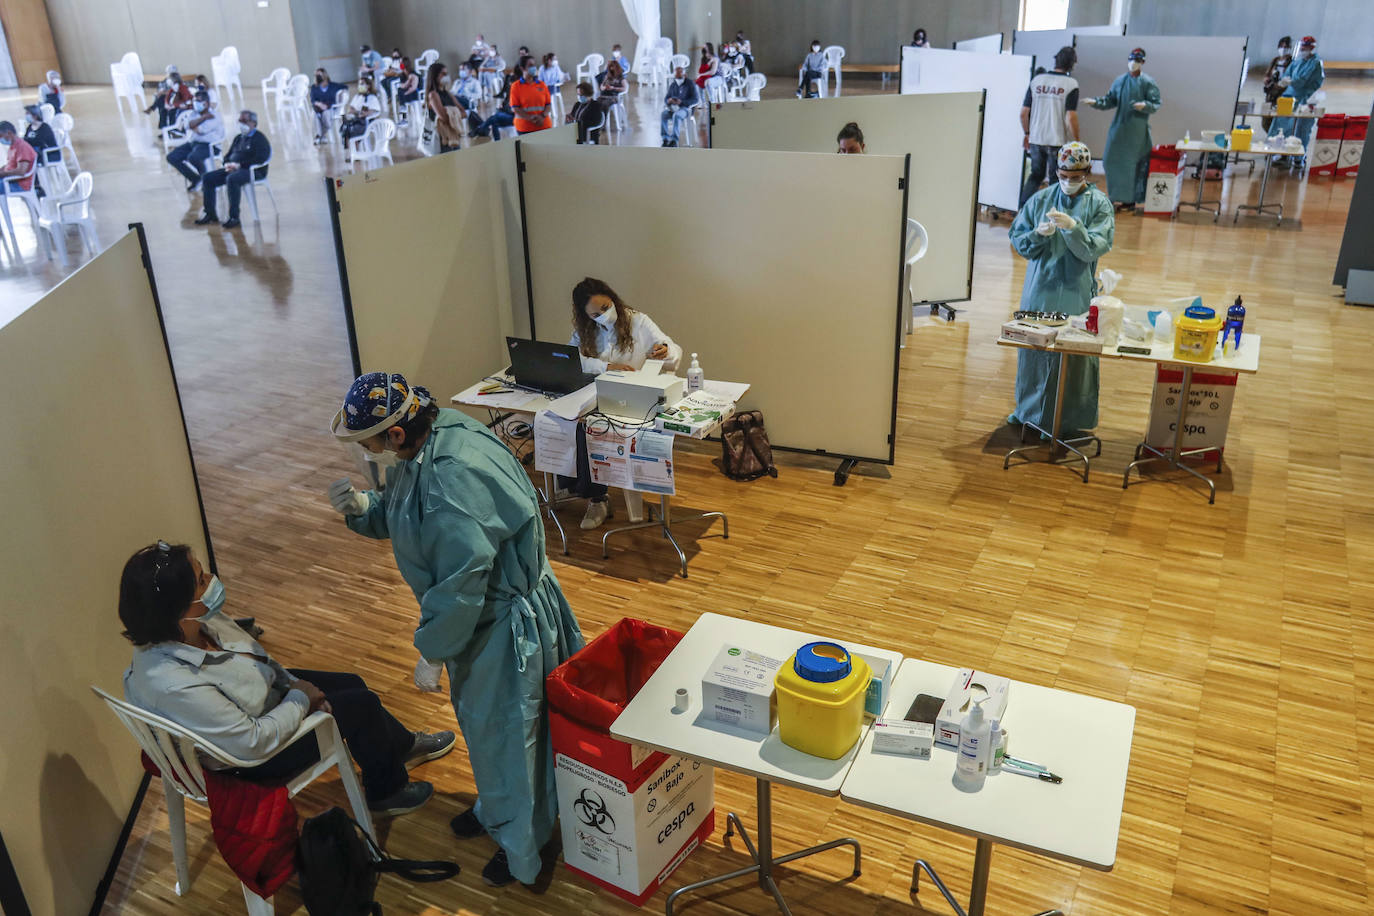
[{"xmin": 595, "ymin": 369, "xmax": 685, "ymax": 421}]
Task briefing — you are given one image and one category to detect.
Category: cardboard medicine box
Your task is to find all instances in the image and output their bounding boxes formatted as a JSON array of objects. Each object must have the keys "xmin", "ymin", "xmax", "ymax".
[{"xmin": 701, "ymin": 645, "xmax": 782, "ymax": 735}]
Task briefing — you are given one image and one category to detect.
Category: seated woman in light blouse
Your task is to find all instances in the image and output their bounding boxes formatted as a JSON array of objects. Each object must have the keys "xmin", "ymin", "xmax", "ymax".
[
  {"xmin": 119, "ymin": 541, "xmax": 453, "ymax": 815},
  {"xmin": 564, "ymin": 277, "xmax": 682, "ymax": 529}
]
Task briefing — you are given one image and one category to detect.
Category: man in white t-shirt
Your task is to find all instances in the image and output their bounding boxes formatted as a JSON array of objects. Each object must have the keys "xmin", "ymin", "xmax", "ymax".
[{"xmin": 1019, "ymin": 46, "xmax": 1080, "ymax": 208}]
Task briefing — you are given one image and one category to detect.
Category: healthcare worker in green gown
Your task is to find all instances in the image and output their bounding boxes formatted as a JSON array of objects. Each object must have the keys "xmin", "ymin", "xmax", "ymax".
[
  {"xmin": 1008, "ymin": 141, "xmax": 1116, "ymax": 435},
  {"xmin": 327, "ymin": 371, "xmax": 584, "ymax": 888},
  {"xmin": 1085, "ymin": 47, "xmax": 1161, "ymax": 210},
  {"xmin": 1270, "ymin": 35, "xmax": 1324, "ymax": 167}
]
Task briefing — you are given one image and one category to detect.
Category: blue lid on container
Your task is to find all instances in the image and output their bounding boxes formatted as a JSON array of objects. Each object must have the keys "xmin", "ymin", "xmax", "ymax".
[
  {"xmin": 793, "ymin": 641, "xmax": 852, "ymax": 683},
  {"xmin": 1184, "ymin": 305, "xmax": 1216, "ymax": 321}
]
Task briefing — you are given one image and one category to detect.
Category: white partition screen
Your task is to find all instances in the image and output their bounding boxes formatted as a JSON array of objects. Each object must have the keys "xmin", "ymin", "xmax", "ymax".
[
  {"xmin": 520, "ymin": 146, "xmax": 908, "ymax": 464},
  {"xmin": 901, "ymin": 46, "xmax": 1033, "ymax": 212},
  {"xmin": 0, "ymin": 229, "xmax": 211, "ymax": 916},
  {"xmin": 953, "ymin": 32, "xmax": 1004, "ymax": 54},
  {"xmin": 1073, "ymin": 35, "xmax": 1248, "ymax": 154},
  {"xmin": 330, "ymin": 141, "xmax": 526, "ymax": 403},
  {"xmin": 1012, "ymin": 25, "xmax": 1125, "ymax": 66},
  {"xmin": 712, "ymin": 92, "xmax": 983, "ymax": 304}
]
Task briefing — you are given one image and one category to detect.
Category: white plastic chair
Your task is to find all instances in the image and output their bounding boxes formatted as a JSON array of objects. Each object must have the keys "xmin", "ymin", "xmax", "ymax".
[
  {"xmin": 111, "ymin": 51, "xmax": 147, "ymax": 116},
  {"xmin": 416, "ymin": 49, "xmax": 439, "ymax": 86},
  {"xmin": 608, "ymin": 88, "xmax": 629, "ymax": 132},
  {"xmin": 823, "ymin": 45, "xmax": 846, "ymax": 97},
  {"xmin": 93, "ymin": 686, "xmax": 375, "ymax": 916},
  {"xmin": 53, "ymin": 113, "xmax": 81, "ymax": 171},
  {"xmin": 577, "ymin": 54, "xmax": 606, "ymax": 96},
  {"xmin": 216, "ymin": 155, "xmax": 277, "ymax": 223},
  {"xmin": 260, "ymin": 67, "xmax": 290, "ymax": 119},
  {"xmin": 703, "ymin": 76, "xmax": 727, "ymax": 105},
  {"xmin": 277, "ymin": 74, "xmax": 311, "ymax": 132},
  {"xmin": 678, "ymin": 98, "xmax": 702, "ymax": 147},
  {"xmin": 37, "ymin": 171, "xmax": 97, "ymax": 266},
  {"xmin": 37, "ymin": 103, "xmax": 54, "ymax": 124},
  {"xmin": 349, "ymin": 117, "xmax": 396, "ymax": 169},
  {"xmin": 212, "ymin": 47, "xmax": 244, "ymax": 111},
  {"xmin": 744, "ymin": 72, "xmax": 767, "ymax": 102},
  {"xmin": 328, "ymin": 89, "xmax": 350, "ymax": 146},
  {"xmin": 160, "ymin": 110, "xmax": 195, "ymax": 155},
  {"xmin": 0, "ymin": 158, "xmax": 49, "ymax": 260},
  {"xmin": 901, "ymin": 218, "xmax": 930, "ymax": 342}
]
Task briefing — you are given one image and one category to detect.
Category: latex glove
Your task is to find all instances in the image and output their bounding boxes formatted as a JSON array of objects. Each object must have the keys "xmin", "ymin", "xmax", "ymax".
[
  {"xmin": 1132, "ymin": 101, "xmax": 1148, "ymax": 111},
  {"xmin": 327, "ymin": 478, "xmax": 368, "ymax": 516},
  {"xmin": 1048, "ymin": 209, "xmax": 1077, "ymax": 231},
  {"xmin": 1035, "ymin": 219, "xmax": 1056, "ymax": 237},
  {"xmin": 1280, "ymin": 77, "xmax": 1292, "ymax": 87},
  {"xmin": 414, "ymin": 657, "xmax": 445, "ymax": 693},
  {"xmin": 1082, "ymin": 96, "xmax": 1096, "ymax": 106}
]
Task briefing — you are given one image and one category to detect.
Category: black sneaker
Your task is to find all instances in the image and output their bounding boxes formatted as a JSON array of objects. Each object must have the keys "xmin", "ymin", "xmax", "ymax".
[
  {"xmin": 194, "ymin": 214, "xmax": 218, "ymax": 225},
  {"xmin": 367, "ymin": 780, "xmax": 433, "ymax": 816},
  {"xmin": 450, "ymin": 806, "xmax": 485, "ymax": 839},
  {"xmin": 481, "ymin": 849, "xmax": 520, "ymax": 887},
  {"xmin": 406, "ymin": 730, "xmax": 456, "ymax": 769},
  {"xmin": 222, "ymin": 218, "xmax": 242, "ymax": 229}
]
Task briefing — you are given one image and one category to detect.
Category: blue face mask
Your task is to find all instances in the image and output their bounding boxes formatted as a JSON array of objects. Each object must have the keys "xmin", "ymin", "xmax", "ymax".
[{"xmin": 198, "ymin": 576, "xmax": 227, "ymax": 616}]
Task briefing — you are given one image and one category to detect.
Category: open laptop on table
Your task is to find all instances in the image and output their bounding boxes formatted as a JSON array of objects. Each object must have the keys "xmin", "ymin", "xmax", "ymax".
[{"xmin": 505, "ymin": 337, "xmax": 597, "ymax": 395}]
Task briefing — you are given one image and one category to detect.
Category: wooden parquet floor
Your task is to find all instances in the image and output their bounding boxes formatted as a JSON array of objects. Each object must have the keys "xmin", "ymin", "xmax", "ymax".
[{"xmin": 2, "ymin": 71, "xmax": 1371, "ymax": 915}]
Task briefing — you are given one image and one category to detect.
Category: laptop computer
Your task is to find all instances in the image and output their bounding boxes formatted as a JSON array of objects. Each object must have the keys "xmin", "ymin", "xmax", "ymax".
[{"xmin": 505, "ymin": 337, "xmax": 598, "ymax": 395}]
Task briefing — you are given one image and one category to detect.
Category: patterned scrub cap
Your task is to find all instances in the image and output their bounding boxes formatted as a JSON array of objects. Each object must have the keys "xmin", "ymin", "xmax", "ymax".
[
  {"xmin": 330, "ymin": 371, "xmax": 433, "ymax": 442},
  {"xmin": 1058, "ymin": 141, "xmax": 1092, "ymax": 170},
  {"xmin": 1128, "ymin": 47, "xmax": 1146, "ymax": 62}
]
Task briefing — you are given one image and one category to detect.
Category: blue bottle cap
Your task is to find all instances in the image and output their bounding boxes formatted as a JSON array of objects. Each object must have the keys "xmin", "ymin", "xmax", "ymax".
[
  {"xmin": 793, "ymin": 641, "xmax": 852, "ymax": 683},
  {"xmin": 1184, "ymin": 305, "xmax": 1215, "ymax": 321}
]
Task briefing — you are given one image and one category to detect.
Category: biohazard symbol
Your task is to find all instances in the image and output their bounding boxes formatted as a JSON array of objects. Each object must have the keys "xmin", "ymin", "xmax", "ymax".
[
  {"xmin": 574, "ymin": 788, "xmax": 616, "ymax": 835},
  {"xmin": 1153, "ymin": 180, "xmax": 1168, "ymax": 195}
]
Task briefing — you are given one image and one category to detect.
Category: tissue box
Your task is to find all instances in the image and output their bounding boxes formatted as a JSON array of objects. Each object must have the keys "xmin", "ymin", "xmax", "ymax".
[
  {"xmin": 1001, "ymin": 320, "xmax": 1059, "ymax": 347},
  {"xmin": 936, "ymin": 669, "xmax": 1010, "ymax": 747},
  {"xmin": 701, "ymin": 645, "xmax": 782, "ymax": 736},
  {"xmin": 1054, "ymin": 328, "xmax": 1105, "ymax": 353},
  {"xmin": 872, "ymin": 719, "xmax": 933, "ymax": 758},
  {"xmin": 853, "ymin": 652, "xmax": 893, "ymax": 717}
]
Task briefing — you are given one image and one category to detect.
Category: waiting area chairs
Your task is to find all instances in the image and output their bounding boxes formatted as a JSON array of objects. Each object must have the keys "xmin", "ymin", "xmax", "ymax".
[
  {"xmin": 37, "ymin": 171, "xmax": 97, "ymax": 266},
  {"xmin": 349, "ymin": 117, "xmax": 397, "ymax": 170},
  {"xmin": 111, "ymin": 51, "xmax": 147, "ymax": 116}
]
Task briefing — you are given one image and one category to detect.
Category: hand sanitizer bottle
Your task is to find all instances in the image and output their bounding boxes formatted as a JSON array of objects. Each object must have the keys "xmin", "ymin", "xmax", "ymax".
[
  {"xmin": 953, "ymin": 696, "xmax": 991, "ymax": 792},
  {"xmin": 686, "ymin": 353, "xmax": 704, "ymax": 392}
]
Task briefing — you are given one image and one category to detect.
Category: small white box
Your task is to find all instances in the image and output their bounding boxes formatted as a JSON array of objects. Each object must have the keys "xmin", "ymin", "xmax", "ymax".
[
  {"xmin": 1054, "ymin": 328, "xmax": 1105, "ymax": 354},
  {"xmin": 936, "ymin": 669, "xmax": 1010, "ymax": 747},
  {"xmin": 871, "ymin": 719, "xmax": 933, "ymax": 758},
  {"xmin": 853, "ymin": 652, "xmax": 893, "ymax": 718},
  {"xmin": 596, "ymin": 370, "xmax": 686, "ymax": 421},
  {"xmin": 1000, "ymin": 320, "xmax": 1059, "ymax": 347},
  {"xmin": 701, "ymin": 645, "xmax": 782, "ymax": 736}
]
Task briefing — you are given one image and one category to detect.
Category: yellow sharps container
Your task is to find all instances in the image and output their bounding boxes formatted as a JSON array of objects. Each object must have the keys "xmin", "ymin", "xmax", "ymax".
[
  {"xmin": 1174, "ymin": 304, "xmax": 1223, "ymax": 362},
  {"xmin": 1230, "ymin": 127, "xmax": 1253, "ymax": 151},
  {"xmin": 775, "ymin": 642, "xmax": 872, "ymax": 759},
  {"xmin": 1276, "ymin": 96, "xmax": 1295, "ymax": 116}
]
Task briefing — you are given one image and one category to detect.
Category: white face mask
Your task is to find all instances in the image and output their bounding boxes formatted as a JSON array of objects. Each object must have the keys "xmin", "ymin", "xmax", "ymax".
[
  {"xmin": 812, "ymin": 46, "xmax": 821, "ymax": 53},
  {"xmin": 1298, "ymin": 49, "xmax": 1312, "ymax": 59},
  {"xmin": 593, "ymin": 308, "xmax": 617, "ymax": 330},
  {"xmin": 1060, "ymin": 177, "xmax": 1086, "ymax": 195},
  {"xmin": 1128, "ymin": 61, "xmax": 1142, "ymax": 74},
  {"xmin": 363, "ymin": 446, "xmax": 400, "ymax": 468},
  {"xmin": 194, "ymin": 101, "xmax": 206, "ymax": 112},
  {"xmin": 52, "ymin": 78, "xmax": 61, "ymax": 86},
  {"xmin": 238, "ymin": 122, "xmax": 252, "ymax": 135}
]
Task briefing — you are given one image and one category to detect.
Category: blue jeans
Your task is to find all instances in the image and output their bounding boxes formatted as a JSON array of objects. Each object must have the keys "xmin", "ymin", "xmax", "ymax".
[
  {"xmin": 661, "ymin": 106, "xmax": 690, "ymax": 142},
  {"xmin": 168, "ymin": 141, "xmax": 213, "ymax": 184},
  {"xmin": 1019, "ymin": 143, "xmax": 1060, "ymax": 208},
  {"xmin": 201, "ymin": 166, "xmax": 253, "ymax": 219},
  {"xmin": 477, "ymin": 110, "xmax": 514, "ymax": 139}
]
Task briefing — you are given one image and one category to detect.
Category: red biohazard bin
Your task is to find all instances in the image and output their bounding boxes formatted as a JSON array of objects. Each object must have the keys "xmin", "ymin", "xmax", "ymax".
[
  {"xmin": 1143, "ymin": 144, "xmax": 1186, "ymax": 216},
  {"xmin": 546, "ymin": 618, "xmax": 715, "ymax": 906},
  {"xmin": 1338, "ymin": 115, "xmax": 1367, "ymax": 177},
  {"xmin": 1310, "ymin": 114, "xmax": 1346, "ymax": 176}
]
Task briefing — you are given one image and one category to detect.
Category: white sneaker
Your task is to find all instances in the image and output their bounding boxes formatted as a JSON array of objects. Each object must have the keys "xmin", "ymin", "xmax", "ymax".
[{"xmin": 580, "ymin": 500, "xmax": 610, "ymax": 530}]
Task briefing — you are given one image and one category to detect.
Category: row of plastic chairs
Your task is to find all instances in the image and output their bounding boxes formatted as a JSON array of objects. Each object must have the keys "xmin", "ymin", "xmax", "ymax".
[
  {"xmin": 799, "ymin": 45, "xmax": 847, "ymax": 98},
  {"xmin": 0, "ymin": 159, "xmax": 97, "ymax": 266},
  {"xmin": 112, "ymin": 47, "xmax": 243, "ymax": 117},
  {"xmin": 211, "ymin": 46, "xmax": 245, "ymax": 113}
]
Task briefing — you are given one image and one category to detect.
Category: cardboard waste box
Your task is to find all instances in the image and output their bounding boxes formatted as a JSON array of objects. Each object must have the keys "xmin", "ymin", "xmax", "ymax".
[
  {"xmin": 1338, "ymin": 115, "xmax": 1367, "ymax": 178},
  {"xmin": 1144, "ymin": 144, "xmax": 1185, "ymax": 215},
  {"xmin": 546, "ymin": 618, "xmax": 715, "ymax": 906},
  {"xmin": 1310, "ymin": 113, "xmax": 1345, "ymax": 177}
]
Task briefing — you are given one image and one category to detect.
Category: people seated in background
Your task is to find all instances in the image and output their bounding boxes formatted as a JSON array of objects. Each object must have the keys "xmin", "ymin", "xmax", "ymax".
[
  {"xmin": 734, "ymin": 30, "xmax": 755, "ymax": 72},
  {"xmin": 510, "ymin": 56, "xmax": 552, "ymax": 136},
  {"xmin": 479, "ymin": 45, "xmax": 506, "ymax": 96},
  {"xmin": 565, "ymin": 277, "xmax": 682, "ymax": 529},
  {"xmin": 40, "ymin": 70, "xmax": 65, "ymax": 113},
  {"xmin": 660, "ymin": 65, "xmax": 698, "ymax": 147},
  {"xmin": 720, "ymin": 41, "xmax": 745, "ymax": 76},
  {"xmin": 467, "ymin": 34, "xmax": 490, "ymax": 72},
  {"xmin": 359, "ymin": 44, "xmax": 383, "ymax": 81},
  {"xmin": 22, "ymin": 105, "xmax": 59, "ymax": 168},
  {"xmin": 911, "ymin": 28, "xmax": 930, "ymax": 48},
  {"xmin": 146, "ymin": 70, "xmax": 193, "ymax": 128},
  {"xmin": 1261, "ymin": 36, "xmax": 1293, "ymax": 133},
  {"xmin": 118, "ymin": 541, "xmax": 455, "ymax": 816},
  {"xmin": 836, "ymin": 120, "xmax": 865, "ymax": 154},
  {"xmin": 568, "ymin": 81, "xmax": 603, "ymax": 144},
  {"xmin": 597, "ymin": 60, "xmax": 627, "ymax": 111},
  {"xmin": 0, "ymin": 121, "xmax": 37, "ymax": 195},
  {"xmin": 540, "ymin": 52, "xmax": 568, "ymax": 93},
  {"xmin": 608, "ymin": 44, "xmax": 631, "ymax": 77},
  {"xmin": 309, "ymin": 68, "xmax": 347, "ymax": 144},
  {"xmin": 167, "ymin": 90, "xmax": 225, "ymax": 192},
  {"xmin": 453, "ymin": 64, "xmax": 482, "ymax": 112},
  {"xmin": 797, "ymin": 40, "xmax": 826, "ymax": 98},
  {"xmin": 380, "ymin": 51, "xmax": 404, "ymax": 98},
  {"xmin": 196, "ymin": 110, "xmax": 270, "ymax": 229},
  {"xmin": 341, "ymin": 76, "xmax": 380, "ymax": 143},
  {"xmin": 395, "ymin": 59, "xmax": 421, "ymax": 121},
  {"xmin": 696, "ymin": 42, "xmax": 720, "ymax": 93},
  {"xmin": 425, "ymin": 62, "xmax": 469, "ymax": 152},
  {"xmin": 472, "ymin": 68, "xmax": 516, "ymax": 140}
]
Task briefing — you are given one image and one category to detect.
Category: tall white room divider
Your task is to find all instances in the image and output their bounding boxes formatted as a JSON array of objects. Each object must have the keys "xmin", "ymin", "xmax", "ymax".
[
  {"xmin": 953, "ymin": 32, "xmax": 1004, "ymax": 53},
  {"xmin": 1073, "ymin": 35, "xmax": 1248, "ymax": 155},
  {"xmin": 712, "ymin": 92, "xmax": 983, "ymax": 304},
  {"xmin": 519, "ymin": 145, "xmax": 908, "ymax": 464},
  {"xmin": 1012, "ymin": 25, "xmax": 1126, "ymax": 66},
  {"xmin": 901, "ymin": 46, "xmax": 1033, "ymax": 212},
  {"xmin": 0, "ymin": 229, "xmax": 211, "ymax": 916}
]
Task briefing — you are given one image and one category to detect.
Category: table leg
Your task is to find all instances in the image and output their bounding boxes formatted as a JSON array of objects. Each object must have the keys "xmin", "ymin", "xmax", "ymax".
[
  {"xmin": 1003, "ymin": 350, "xmax": 1101, "ymax": 483},
  {"xmin": 1123, "ymin": 363, "xmax": 1218, "ymax": 503},
  {"xmin": 602, "ymin": 494, "xmax": 728, "ymax": 579},
  {"xmin": 1177, "ymin": 151, "xmax": 1221, "ymax": 220},
  {"xmin": 910, "ymin": 839, "xmax": 1064, "ymax": 916},
  {"xmin": 1234, "ymin": 154, "xmax": 1283, "ymax": 224},
  {"xmin": 537, "ymin": 472, "xmax": 569, "ymax": 555},
  {"xmin": 665, "ymin": 779, "xmax": 861, "ymax": 916}
]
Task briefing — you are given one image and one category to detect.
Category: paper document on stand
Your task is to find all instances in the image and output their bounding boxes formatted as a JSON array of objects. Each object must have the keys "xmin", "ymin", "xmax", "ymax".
[
  {"xmin": 533, "ymin": 410, "xmax": 578, "ymax": 477},
  {"xmin": 628, "ymin": 430, "xmax": 675, "ymax": 495},
  {"xmin": 703, "ymin": 380, "xmax": 749, "ymax": 402},
  {"xmin": 586, "ymin": 427, "xmax": 632, "ymax": 488},
  {"xmin": 547, "ymin": 383, "xmax": 597, "ymax": 421}
]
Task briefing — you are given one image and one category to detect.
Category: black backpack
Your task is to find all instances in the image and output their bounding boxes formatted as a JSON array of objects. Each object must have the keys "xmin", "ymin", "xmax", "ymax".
[
  {"xmin": 720, "ymin": 410, "xmax": 778, "ymax": 481},
  {"xmin": 297, "ymin": 807, "xmax": 460, "ymax": 915}
]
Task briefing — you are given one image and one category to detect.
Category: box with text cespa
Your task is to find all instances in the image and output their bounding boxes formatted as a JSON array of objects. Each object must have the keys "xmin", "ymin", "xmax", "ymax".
[{"xmin": 701, "ymin": 645, "xmax": 782, "ymax": 736}]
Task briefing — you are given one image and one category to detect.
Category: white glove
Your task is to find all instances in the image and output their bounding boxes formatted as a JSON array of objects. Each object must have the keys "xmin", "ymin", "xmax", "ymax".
[
  {"xmin": 414, "ymin": 657, "xmax": 445, "ymax": 692},
  {"xmin": 1048, "ymin": 209, "xmax": 1077, "ymax": 230},
  {"xmin": 1280, "ymin": 77, "xmax": 1292, "ymax": 87},
  {"xmin": 327, "ymin": 478, "xmax": 368, "ymax": 516},
  {"xmin": 1036, "ymin": 219, "xmax": 1056, "ymax": 237},
  {"xmin": 1132, "ymin": 101, "xmax": 1148, "ymax": 111},
  {"xmin": 1082, "ymin": 96, "xmax": 1096, "ymax": 106}
]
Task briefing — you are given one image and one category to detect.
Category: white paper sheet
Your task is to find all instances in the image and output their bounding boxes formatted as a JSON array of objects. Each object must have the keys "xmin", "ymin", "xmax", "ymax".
[
  {"xmin": 629, "ymin": 430, "xmax": 676, "ymax": 495},
  {"xmin": 585, "ymin": 427, "xmax": 632, "ymax": 488},
  {"xmin": 533, "ymin": 410, "xmax": 578, "ymax": 477},
  {"xmin": 547, "ymin": 383, "xmax": 597, "ymax": 420},
  {"xmin": 702, "ymin": 379, "xmax": 750, "ymax": 402}
]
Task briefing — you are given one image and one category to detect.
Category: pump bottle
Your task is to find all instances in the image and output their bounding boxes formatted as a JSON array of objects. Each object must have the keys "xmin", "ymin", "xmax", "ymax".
[
  {"xmin": 686, "ymin": 353, "xmax": 704, "ymax": 392},
  {"xmin": 953, "ymin": 696, "xmax": 991, "ymax": 792}
]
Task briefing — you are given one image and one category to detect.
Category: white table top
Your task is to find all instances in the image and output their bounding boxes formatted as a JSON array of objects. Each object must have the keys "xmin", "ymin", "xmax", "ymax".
[
  {"xmin": 1249, "ymin": 105, "xmax": 1324, "ymax": 118},
  {"xmin": 840, "ymin": 659, "xmax": 1135, "ymax": 870},
  {"xmin": 1175, "ymin": 139, "xmax": 1304, "ymax": 158},
  {"xmin": 609, "ymin": 612, "xmax": 904, "ymax": 796},
  {"xmin": 997, "ymin": 333, "xmax": 1261, "ymax": 374}
]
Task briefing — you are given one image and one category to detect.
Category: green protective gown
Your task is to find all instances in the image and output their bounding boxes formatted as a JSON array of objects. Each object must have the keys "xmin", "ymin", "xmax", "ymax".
[
  {"xmin": 1008, "ymin": 182, "xmax": 1116, "ymax": 434},
  {"xmin": 1091, "ymin": 72, "xmax": 1162, "ymax": 203},
  {"xmin": 346, "ymin": 408, "xmax": 584, "ymax": 884}
]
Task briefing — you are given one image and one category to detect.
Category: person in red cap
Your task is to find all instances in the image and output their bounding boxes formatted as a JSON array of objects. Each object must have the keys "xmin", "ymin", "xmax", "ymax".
[
  {"xmin": 1083, "ymin": 47, "xmax": 1161, "ymax": 211},
  {"xmin": 1271, "ymin": 35, "xmax": 1324, "ymax": 166}
]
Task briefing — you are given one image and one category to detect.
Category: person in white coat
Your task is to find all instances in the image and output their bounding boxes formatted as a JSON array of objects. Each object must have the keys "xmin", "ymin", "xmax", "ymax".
[{"xmin": 564, "ymin": 276, "xmax": 682, "ymax": 529}]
